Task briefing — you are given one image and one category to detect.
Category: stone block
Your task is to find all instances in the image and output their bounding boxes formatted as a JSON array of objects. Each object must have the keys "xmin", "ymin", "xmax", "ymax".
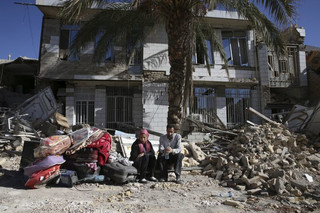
[
  {"xmin": 267, "ymin": 168, "xmax": 285, "ymax": 178},
  {"xmin": 189, "ymin": 142, "xmax": 206, "ymax": 161},
  {"xmin": 275, "ymin": 177, "xmax": 285, "ymax": 195}
]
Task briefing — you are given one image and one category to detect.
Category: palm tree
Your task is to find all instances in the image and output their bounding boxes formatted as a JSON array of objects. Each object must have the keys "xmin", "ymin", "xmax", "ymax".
[{"xmin": 59, "ymin": 0, "xmax": 299, "ymax": 131}]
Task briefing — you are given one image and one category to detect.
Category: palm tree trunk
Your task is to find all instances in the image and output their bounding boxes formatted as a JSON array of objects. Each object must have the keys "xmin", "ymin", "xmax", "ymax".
[{"xmin": 166, "ymin": 12, "xmax": 192, "ymax": 132}]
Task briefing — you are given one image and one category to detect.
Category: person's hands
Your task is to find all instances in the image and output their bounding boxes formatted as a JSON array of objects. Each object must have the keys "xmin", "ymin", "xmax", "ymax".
[
  {"xmin": 138, "ymin": 153, "xmax": 145, "ymax": 158},
  {"xmin": 165, "ymin": 147, "xmax": 172, "ymax": 153}
]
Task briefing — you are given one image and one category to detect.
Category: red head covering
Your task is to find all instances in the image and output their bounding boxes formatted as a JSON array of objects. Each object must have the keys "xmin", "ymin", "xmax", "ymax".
[
  {"xmin": 138, "ymin": 129, "xmax": 150, "ymax": 153},
  {"xmin": 140, "ymin": 129, "xmax": 149, "ymax": 137}
]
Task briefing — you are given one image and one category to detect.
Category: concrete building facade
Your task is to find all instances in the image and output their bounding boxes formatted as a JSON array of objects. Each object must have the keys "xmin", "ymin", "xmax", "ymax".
[{"xmin": 35, "ymin": 1, "xmax": 307, "ymax": 138}]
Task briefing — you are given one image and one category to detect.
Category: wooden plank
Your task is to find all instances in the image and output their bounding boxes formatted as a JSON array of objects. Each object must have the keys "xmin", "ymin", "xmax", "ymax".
[{"xmin": 247, "ymin": 107, "xmax": 279, "ymax": 126}]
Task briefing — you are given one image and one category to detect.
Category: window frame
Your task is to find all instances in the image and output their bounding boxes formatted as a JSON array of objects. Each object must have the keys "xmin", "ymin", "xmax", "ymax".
[
  {"xmin": 222, "ymin": 31, "xmax": 248, "ymax": 66},
  {"xmin": 95, "ymin": 31, "xmax": 115, "ymax": 63},
  {"xmin": 75, "ymin": 100, "xmax": 95, "ymax": 126},
  {"xmin": 191, "ymin": 87, "xmax": 216, "ymax": 123},
  {"xmin": 105, "ymin": 87, "xmax": 133, "ymax": 129},
  {"xmin": 59, "ymin": 25, "xmax": 80, "ymax": 61},
  {"xmin": 193, "ymin": 39, "xmax": 214, "ymax": 65},
  {"xmin": 225, "ymin": 88, "xmax": 250, "ymax": 128}
]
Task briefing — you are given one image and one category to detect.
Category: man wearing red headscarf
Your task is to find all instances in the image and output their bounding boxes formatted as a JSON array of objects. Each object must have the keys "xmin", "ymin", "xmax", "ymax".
[{"xmin": 130, "ymin": 129, "xmax": 157, "ymax": 183}]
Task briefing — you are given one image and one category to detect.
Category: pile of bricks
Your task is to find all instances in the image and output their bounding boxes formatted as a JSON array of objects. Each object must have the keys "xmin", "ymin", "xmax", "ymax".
[{"xmin": 184, "ymin": 123, "xmax": 320, "ymax": 198}]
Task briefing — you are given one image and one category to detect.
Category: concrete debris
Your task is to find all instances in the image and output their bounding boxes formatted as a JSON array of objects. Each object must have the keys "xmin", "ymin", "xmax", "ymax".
[
  {"xmin": 191, "ymin": 122, "xmax": 320, "ymax": 201},
  {"xmin": 0, "ymin": 92, "xmax": 320, "ymax": 211}
]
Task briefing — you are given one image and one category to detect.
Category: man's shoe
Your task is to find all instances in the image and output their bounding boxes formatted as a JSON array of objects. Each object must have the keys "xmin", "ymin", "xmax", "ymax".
[
  {"xmin": 158, "ymin": 178, "xmax": 167, "ymax": 182},
  {"xmin": 139, "ymin": 178, "xmax": 148, "ymax": 184},
  {"xmin": 148, "ymin": 176, "xmax": 158, "ymax": 182},
  {"xmin": 175, "ymin": 178, "xmax": 184, "ymax": 184}
]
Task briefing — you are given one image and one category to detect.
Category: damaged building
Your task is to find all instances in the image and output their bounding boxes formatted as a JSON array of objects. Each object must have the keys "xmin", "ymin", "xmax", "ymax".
[
  {"xmin": 0, "ymin": 56, "xmax": 38, "ymax": 108},
  {"xmin": 34, "ymin": 0, "xmax": 308, "ymax": 139}
]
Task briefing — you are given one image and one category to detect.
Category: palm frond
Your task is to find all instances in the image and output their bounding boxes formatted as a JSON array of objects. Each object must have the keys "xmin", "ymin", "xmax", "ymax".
[
  {"xmin": 193, "ymin": 23, "xmax": 211, "ymax": 76},
  {"xmin": 70, "ymin": 8, "xmax": 155, "ymax": 62},
  {"xmin": 252, "ymin": 0, "xmax": 298, "ymax": 26},
  {"xmin": 59, "ymin": 0, "xmax": 133, "ymax": 24}
]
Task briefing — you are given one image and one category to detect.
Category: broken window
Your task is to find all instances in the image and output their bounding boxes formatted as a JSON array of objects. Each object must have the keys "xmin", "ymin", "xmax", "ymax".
[
  {"xmin": 95, "ymin": 31, "xmax": 114, "ymax": 63},
  {"xmin": 279, "ymin": 60, "xmax": 288, "ymax": 73},
  {"xmin": 59, "ymin": 25, "xmax": 80, "ymax": 61},
  {"xmin": 226, "ymin": 88, "xmax": 250, "ymax": 128},
  {"xmin": 192, "ymin": 87, "xmax": 216, "ymax": 123},
  {"xmin": 127, "ymin": 41, "xmax": 143, "ymax": 65},
  {"xmin": 222, "ymin": 31, "xmax": 248, "ymax": 66},
  {"xmin": 106, "ymin": 87, "xmax": 133, "ymax": 129},
  {"xmin": 193, "ymin": 39, "xmax": 214, "ymax": 65},
  {"xmin": 287, "ymin": 47, "xmax": 298, "ymax": 77},
  {"xmin": 268, "ymin": 54, "xmax": 279, "ymax": 77}
]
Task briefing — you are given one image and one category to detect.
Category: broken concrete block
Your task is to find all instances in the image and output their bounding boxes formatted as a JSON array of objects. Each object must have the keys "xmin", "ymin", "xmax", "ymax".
[
  {"xmin": 204, "ymin": 163, "xmax": 214, "ymax": 171},
  {"xmin": 223, "ymin": 200, "xmax": 244, "ymax": 208},
  {"xmin": 275, "ymin": 177, "xmax": 286, "ymax": 195},
  {"xmin": 247, "ymin": 188, "xmax": 262, "ymax": 195},
  {"xmin": 235, "ymin": 185, "xmax": 246, "ymax": 191},
  {"xmin": 182, "ymin": 157, "xmax": 199, "ymax": 167},
  {"xmin": 287, "ymin": 137, "xmax": 297, "ymax": 149},
  {"xmin": 282, "ymin": 129, "xmax": 291, "ymax": 137},
  {"xmin": 307, "ymin": 154, "xmax": 320, "ymax": 168},
  {"xmin": 296, "ymin": 134, "xmax": 308, "ymax": 145},
  {"xmin": 267, "ymin": 168, "xmax": 285, "ymax": 178},
  {"xmin": 260, "ymin": 191, "xmax": 269, "ymax": 196},
  {"xmin": 241, "ymin": 175, "xmax": 261, "ymax": 188},
  {"xmin": 216, "ymin": 157, "xmax": 227, "ymax": 170},
  {"xmin": 215, "ymin": 170, "xmax": 224, "ymax": 181},
  {"xmin": 291, "ymin": 188, "xmax": 303, "ymax": 196},
  {"xmin": 0, "ymin": 158, "xmax": 6, "ymax": 167},
  {"xmin": 189, "ymin": 142, "xmax": 206, "ymax": 161},
  {"xmin": 281, "ymin": 159, "xmax": 290, "ymax": 166},
  {"xmin": 270, "ymin": 159, "xmax": 281, "ymax": 168},
  {"xmin": 266, "ymin": 145, "xmax": 274, "ymax": 153},
  {"xmin": 249, "ymin": 158, "xmax": 259, "ymax": 165},
  {"xmin": 200, "ymin": 156, "xmax": 218, "ymax": 167},
  {"xmin": 241, "ymin": 156, "xmax": 250, "ymax": 168},
  {"xmin": 290, "ymin": 180, "xmax": 308, "ymax": 192},
  {"xmin": 202, "ymin": 170, "xmax": 215, "ymax": 176},
  {"xmin": 182, "ymin": 147, "xmax": 190, "ymax": 157},
  {"xmin": 258, "ymin": 172, "xmax": 269, "ymax": 180}
]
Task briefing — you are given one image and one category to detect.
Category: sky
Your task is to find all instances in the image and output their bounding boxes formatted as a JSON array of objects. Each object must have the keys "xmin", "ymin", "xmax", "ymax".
[{"xmin": 0, "ymin": 0, "xmax": 319, "ymax": 60}]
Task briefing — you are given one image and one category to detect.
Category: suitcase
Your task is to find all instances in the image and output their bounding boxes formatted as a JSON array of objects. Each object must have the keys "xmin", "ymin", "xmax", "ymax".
[
  {"xmin": 72, "ymin": 162, "xmax": 100, "ymax": 180},
  {"xmin": 101, "ymin": 162, "xmax": 138, "ymax": 184},
  {"xmin": 56, "ymin": 169, "xmax": 78, "ymax": 187},
  {"xmin": 25, "ymin": 164, "xmax": 61, "ymax": 189}
]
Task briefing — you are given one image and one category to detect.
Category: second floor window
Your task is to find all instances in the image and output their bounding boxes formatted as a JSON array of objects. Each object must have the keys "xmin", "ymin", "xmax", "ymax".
[
  {"xmin": 127, "ymin": 41, "xmax": 143, "ymax": 65},
  {"xmin": 222, "ymin": 31, "xmax": 248, "ymax": 66},
  {"xmin": 59, "ymin": 25, "xmax": 80, "ymax": 61},
  {"xmin": 95, "ymin": 31, "xmax": 114, "ymax": 63},
  {"xmin": 193, "ymin": 39, "xmax": 214, "ymax": 65}
]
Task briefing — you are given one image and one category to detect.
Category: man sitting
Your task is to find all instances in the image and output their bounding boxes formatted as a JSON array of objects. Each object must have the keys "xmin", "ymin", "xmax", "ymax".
[{"xmin": 157, "ymin": 124, "xmax": 184, "ymax": 184}]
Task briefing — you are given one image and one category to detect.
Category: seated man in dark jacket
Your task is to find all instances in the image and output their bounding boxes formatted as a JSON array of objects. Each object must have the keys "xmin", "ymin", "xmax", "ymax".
[{"xmin": 129, "ymin": 129, "xmax": 157, "ymax": 183}]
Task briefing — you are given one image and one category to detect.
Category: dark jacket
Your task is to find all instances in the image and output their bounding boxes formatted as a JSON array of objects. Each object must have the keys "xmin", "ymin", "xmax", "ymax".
[{"xmin": 129, "ymin": 139, "xmax": 155, "ymax": 161}]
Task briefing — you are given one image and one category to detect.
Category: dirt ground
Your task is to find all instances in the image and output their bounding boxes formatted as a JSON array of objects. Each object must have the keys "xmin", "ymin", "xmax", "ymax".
[{"xmin": 0, "ymin": 156, "xmax": 316, "ymax": 213}]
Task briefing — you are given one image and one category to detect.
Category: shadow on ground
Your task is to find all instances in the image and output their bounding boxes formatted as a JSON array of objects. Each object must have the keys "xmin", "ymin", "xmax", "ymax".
[{"xmin": 0, "ymin": 169, "xmax": 28, "ymax": 189}]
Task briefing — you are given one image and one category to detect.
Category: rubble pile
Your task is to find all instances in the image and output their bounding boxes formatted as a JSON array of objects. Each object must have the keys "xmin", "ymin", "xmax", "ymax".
[{"xmin": 197, "ymin": 123, "xmax": 320, "ymax": 198}]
